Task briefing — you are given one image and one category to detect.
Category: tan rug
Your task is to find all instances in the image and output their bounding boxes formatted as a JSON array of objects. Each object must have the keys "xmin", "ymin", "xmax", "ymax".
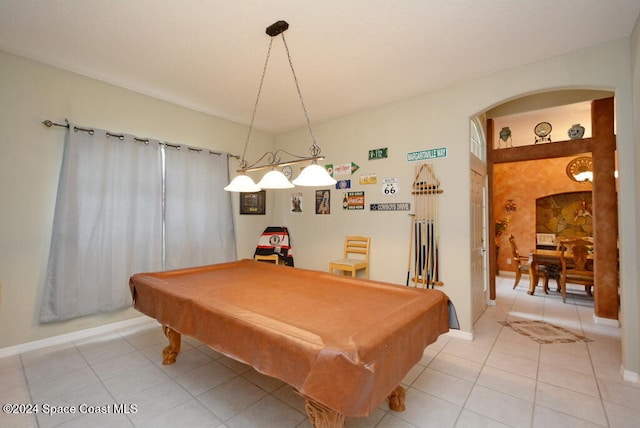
[{"xmin": 499, "ymin": 320, "xmax": 593, "ymax": 344}]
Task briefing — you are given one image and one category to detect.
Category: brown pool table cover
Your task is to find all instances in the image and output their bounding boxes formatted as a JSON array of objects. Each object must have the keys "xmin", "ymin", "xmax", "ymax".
[{"xmin": 129, "ymin": 259, "xmax": 451, "ymax": 417}]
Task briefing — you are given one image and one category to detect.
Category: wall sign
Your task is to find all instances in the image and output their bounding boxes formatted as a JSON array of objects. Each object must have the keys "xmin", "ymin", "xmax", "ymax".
[
  {"xmin": 359, "ymin": 174, "xmax": 377, "ymax": 185},
  {"xmin": 343, "ymin": 191, "xmax": 365, "ymax": 210},
  {"xmin": 381, "ymin": 177, "xmax": 399, "ymax": 195},
  {"xmin": 368, "ymin": 147, "xmax": 388, "ymax": 160},
  {"xmin": 335, "ymin": 179, "xmax": 351, "ymax": 190},
  {"xmin": 407, "ymin": 147, "xmax": 447, "ymax": 162},
  {"xmin": 329, "ymin": 162, "xmax": 360, "ymax": 176},
  {"xmin": 370, "ymin": 202, "xmax": 411, "ymax": 211}
]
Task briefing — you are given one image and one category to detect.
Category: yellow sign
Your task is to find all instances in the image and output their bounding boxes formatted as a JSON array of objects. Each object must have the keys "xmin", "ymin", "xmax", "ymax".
[{"xmin": 359, "ymin": 174, "xmax": 377, "ymax": 185}]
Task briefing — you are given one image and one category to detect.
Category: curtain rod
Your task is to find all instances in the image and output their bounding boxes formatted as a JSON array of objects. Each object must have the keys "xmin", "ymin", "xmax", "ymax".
[{"xmin": 41, "ymin": 118, "xmax": 240, "ymax": 159}]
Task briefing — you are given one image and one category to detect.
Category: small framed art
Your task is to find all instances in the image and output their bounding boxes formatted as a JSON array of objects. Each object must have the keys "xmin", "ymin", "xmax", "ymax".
[{"xmin": 240, "ymin": 190, "xmax": 266, "ymax": 215}]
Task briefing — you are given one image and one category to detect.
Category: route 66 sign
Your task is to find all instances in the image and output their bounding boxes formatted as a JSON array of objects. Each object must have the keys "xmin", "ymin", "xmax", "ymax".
[{"xmin": 382, "ymin": 177, "xmax": 399, "ymax": 196}]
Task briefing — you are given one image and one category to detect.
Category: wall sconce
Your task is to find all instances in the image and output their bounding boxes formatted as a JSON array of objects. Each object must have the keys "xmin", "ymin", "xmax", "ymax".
[
  {"xmin": 504, "ymin": 199, "xmax": 517, "ymax": 212},
  {"xmin": 225, "ymin": 20, "xmax": 336, "ymax": 192},
  {"xmin": 566, "ymin": 156, "xmax": 593, "ymax": 183}
]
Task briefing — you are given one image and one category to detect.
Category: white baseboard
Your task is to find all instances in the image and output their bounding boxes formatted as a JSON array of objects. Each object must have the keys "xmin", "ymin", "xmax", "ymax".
[
  {"xmin": 445, "ymin": 329, "xmax": 474, "ymax": 341},
  {"xmin": 593, "ymin": 314, "xmax": 620, "ymax": 328},
  {"xmin": 0, "ymin": 316, "xmax": 152, "ymax": 358},
  {"xmin": 621, "ymin": 366, "xmax": 639, "ymax": 384}
]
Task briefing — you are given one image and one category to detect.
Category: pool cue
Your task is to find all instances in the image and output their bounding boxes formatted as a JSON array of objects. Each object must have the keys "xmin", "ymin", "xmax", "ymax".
[
  {"xmin": 433, "ymin": 180, "xmax": 439, "ymax": 287},
  {"xmin": 427, "ymin": 166, "xmax": 433, "ymax": 288},
  {"xmin": 406, "ymin": 214, "xmax": 414, "ymax": 286}
]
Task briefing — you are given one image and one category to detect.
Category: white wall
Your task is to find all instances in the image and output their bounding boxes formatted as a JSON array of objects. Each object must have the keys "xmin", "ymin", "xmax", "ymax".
[
  {"xmin": 627, "ymin": 13, "xmax": 640, "ymax": 381},
  {"xmin": 271, "ymin": 38, "xmax": 639, "ymax": 375},
  {"xmin": 0, "ymin": 51, "xmax": 272, "ymax": 348}
]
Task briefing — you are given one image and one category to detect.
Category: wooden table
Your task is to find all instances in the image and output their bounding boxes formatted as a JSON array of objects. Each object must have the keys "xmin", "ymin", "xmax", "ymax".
[
  {"xmin": 129, "ymin": 259, "xmax": 453, "ymax": 427},
  {"xmin": 528, "ymin": 249, "xmax": 593, "ymax": 295}
]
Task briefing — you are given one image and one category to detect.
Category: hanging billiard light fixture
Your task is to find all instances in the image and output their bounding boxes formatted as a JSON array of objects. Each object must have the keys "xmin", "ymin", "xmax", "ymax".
[{"xmin": 225, "ymin": 20, "xmax": 336, "ymax": 192}]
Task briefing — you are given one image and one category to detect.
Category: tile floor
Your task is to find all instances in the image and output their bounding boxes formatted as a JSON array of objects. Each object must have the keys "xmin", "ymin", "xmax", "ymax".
[{"xmin": 1, "ymin": 275, "xmax": 638, "ymax": 427}]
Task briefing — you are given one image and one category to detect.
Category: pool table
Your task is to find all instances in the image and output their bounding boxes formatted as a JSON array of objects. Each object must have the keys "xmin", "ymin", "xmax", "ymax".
[{"xmin": 129, "ymin": 259, "xmax": 453, "ymax": 427}]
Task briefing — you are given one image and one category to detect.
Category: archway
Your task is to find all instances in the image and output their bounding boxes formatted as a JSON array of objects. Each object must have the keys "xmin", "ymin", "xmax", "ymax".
[{"xmin": 482, "ymin": 91, "xmax": 618, "ymax": 322}]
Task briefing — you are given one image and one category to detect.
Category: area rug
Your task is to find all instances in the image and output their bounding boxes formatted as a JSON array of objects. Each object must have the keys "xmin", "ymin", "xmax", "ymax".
[{"xmin": 499, "ymin": 320, "xmax": 593, "ymax": 344}]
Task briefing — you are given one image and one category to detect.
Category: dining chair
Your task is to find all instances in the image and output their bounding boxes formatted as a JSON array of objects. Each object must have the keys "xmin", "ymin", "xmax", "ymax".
[
  {"xmin": 558, "ymin": 238, "xmax": 594, "ymax": 303},
  {"xmin": 508, "ymin": 235, "xmax": 549, "ymax": 291},
  {"xmin": 254, "ymin": 254, "xmax": 281, "ymax": 264},
  {"xmin": 329, "ymin": 236, "xmax": 371, "ymax": 279}
]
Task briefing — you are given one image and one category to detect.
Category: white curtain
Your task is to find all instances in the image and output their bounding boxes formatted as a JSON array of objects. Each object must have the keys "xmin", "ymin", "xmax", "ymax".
[
  {"xmin": 164, "ymin": 145, "xmax": 236, "ymax": 269},
  {"xmin": 41, "ymin": 127, "xmax": 163, "ymax": 322},
  {"xmin": 41, "ymin": 126, "xmax": 235, "ymax": 322}
]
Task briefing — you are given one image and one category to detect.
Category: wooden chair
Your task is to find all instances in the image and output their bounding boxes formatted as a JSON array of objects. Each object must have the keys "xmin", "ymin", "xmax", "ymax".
[
  {"xmin": 253, "ymin": 226, "xmax": 294, "ymax": 266},
  {"xmin": 329, "ymin": 236, "xmax": 371, "ymax": 279},
  {"xmin": 508, "ymin": 235, "xmax": 549, "ymax": 291},
  {"xmin": 254, "ymin": 254, "xmax": 281, "ymax": 264},
  {"xmin": 558, "ymin": 238, "xmax": 594, "ymax": 303}
]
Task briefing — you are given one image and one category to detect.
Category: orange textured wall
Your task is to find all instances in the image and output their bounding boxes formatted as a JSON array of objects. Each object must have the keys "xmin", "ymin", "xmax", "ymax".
[{"xmin": 493, "ymin": 154, "xmax": 592, "ymax": 273}]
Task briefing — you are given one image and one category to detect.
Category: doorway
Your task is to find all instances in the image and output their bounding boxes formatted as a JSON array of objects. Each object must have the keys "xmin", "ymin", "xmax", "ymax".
[{"xmin": 484, "ymin": 94, "xmax": 619, "ymax": 322}]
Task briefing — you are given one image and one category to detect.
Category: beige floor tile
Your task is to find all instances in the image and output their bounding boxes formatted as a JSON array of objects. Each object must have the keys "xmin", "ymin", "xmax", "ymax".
[
  {"xmin": 465, "ymin": 384, "xmax": 533, "ymax": 428},
  {"xmin": 539, "ymin": 346, "xmax": 593, "ymax": 375},
  {"xmin": 603, "ymin": 400, "xmax": 640, "ymax": 428},
  {"xmin": 597, "ymin": 377, "xmax": 640, "ymax": 411},
  {"xmin": 442, "ymin": 338, "xmax": 492, "ymax": 364},
  {"xmin": 535, "ymin": 381, "xmax": 607, "ymax": 426},
  {"xmin": 476, "ymin": 365, "xmax": 536, "ymax": 402},
  {"xmin": 484, "ymin": 349, "xmax": 539, "ymax": 380},
  {"xmin": 538, "ymin": 364, "xmax": 599, "ymax": 397},
  {"xmin": 532, "ymin": 405, "xmax": 606, "ymax": 427},
  {"xmin": 412, "ymin": 368, "xmax": 474, "ymax": 406},
  {"xmin": 428, "ymin": 352, "xmax": 483, "ymax": 383}
]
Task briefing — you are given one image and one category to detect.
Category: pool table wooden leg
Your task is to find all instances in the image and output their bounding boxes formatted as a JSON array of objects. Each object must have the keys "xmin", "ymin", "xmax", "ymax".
[
  {"xmin": 161, "ymin": 326, "xmax": 181, "ymax": 365},
  {"xmin": 388, "ymin": 385, "xmax": 406, "ymax": 411},
  {"xmin": 304, "ymin": 399, "xmax": 345, "ymax": 428}
]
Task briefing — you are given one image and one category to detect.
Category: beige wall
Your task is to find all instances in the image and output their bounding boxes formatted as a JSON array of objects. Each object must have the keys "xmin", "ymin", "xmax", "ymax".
[
  {"xmin": 268, "ymin": 37, "xmax": 638, "ymax": 375},
  {"xmin": 0, "ymin": 51, "xmax": 272, "ymax": 348},
  {"xmin": 1, "ymin": 31, "xmax": 638, "ymax": 377}
]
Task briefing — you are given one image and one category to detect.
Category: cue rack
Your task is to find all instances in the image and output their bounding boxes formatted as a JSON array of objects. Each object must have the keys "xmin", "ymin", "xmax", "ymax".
[{"xmin": 407, "ymin": 163, "xmax": 444, "ymax": 288}]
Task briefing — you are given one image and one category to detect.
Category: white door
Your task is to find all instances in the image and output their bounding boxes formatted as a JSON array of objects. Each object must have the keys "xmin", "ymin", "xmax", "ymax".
[{"xmin": 471, "ymin": 167, "xmax": 487, "ymax": 323}]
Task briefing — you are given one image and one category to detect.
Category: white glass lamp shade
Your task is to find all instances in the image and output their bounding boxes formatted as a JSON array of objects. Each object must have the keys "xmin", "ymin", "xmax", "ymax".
[
  {"xmin": 257, "ymin": 170, "xmax": 295, "ymax": 189},
  {"xmin": 224, "ymin": 174, "xmax": 261, "ymax": 192},
  {"xmin": 292, "ymin": 163, "xmax": 337, "ymax": 186}
]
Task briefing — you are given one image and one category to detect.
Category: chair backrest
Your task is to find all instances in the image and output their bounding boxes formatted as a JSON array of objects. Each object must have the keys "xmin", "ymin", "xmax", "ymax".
[
  {"xmin": 559, "ymin": 239, "xmax": 592, "ymax": 271},
  {"xmin": 254, "ymin": 226, "xmax": 294, "ymax": 266},
  {"xmin": 508, "ymin": 234, "xmax": 527, "ymax": 263},
  {"xmin": 343, "ymin": 236, "xmax": 370, "ymax": 261}
]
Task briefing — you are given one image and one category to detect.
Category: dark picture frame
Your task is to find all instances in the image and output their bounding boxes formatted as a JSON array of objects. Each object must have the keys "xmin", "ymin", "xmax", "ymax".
[{"xmin": 240, "ymin": 190, "xmax": 266, "ymax": 215}]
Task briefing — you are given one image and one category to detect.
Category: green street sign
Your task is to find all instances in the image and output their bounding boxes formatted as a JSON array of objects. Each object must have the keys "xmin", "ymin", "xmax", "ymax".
[
  {"xmin": 368, "ymin": 147, "xmax": 388, "ymax": 160},
  {"xmin": 406, "ymin": 147, "xmax": 447, "ymax": 162}
]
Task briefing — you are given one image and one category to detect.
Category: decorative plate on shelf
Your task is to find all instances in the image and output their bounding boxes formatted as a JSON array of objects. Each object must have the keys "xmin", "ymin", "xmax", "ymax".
[{"xmin": 534, "ymin": 121, "xmax": 552, "ymax": 137}]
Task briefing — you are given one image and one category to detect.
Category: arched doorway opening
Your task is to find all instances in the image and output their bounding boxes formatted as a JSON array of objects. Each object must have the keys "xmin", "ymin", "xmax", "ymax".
[{"xmin": 481, "ymin": 90, "xmax": 619, "ymax": 323}]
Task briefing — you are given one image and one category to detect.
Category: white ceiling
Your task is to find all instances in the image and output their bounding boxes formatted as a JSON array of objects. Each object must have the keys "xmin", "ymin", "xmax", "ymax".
[{"xmin": 1, "ymin": 0, "xmax": 639, "ymax": 134}]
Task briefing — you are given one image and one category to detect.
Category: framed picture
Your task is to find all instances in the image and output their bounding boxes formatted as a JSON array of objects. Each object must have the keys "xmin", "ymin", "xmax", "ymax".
[
  {"xmin": 536, "ymin": 233, "xmax": 556, "ymax": 246},
  {"xmin": 315, "ymin": 189, "xmax": 330, "ymax": 214},
  {"xmin": 240, "ymin": 190, "xmax": 266, "ymax": 215}
]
